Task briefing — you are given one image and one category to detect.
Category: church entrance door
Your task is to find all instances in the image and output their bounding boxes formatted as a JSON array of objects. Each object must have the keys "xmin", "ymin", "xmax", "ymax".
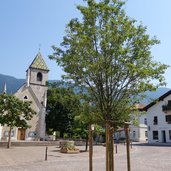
[{"xmin": 17, "ymin": 128, "xmax": 26, "ymax": 140}]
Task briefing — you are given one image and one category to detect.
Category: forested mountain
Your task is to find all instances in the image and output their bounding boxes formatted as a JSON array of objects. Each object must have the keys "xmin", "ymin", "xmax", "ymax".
[
  {"xmin": 0, "ymin": 74, "xmax": 25, "ymax": 94},
  {"xmin": 0, "ymin": 73, "xmax": 170, "ymax": 104}
]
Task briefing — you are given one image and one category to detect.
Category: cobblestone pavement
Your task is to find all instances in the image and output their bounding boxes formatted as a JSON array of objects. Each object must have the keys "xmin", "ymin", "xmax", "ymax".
[{"xmin": 0, "ymin": 143, "xmax": 171, "ymax": 171}]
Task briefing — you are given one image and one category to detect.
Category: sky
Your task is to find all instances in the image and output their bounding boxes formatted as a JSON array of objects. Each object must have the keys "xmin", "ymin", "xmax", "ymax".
[{"xmin": 0, "ymin": 0, "xmax": 171, "ymax": 88}]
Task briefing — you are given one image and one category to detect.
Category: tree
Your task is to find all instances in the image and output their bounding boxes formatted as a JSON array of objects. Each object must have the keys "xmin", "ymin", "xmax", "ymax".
[
  {"xmin": 73, "ymin": 99, "xmax": 102, "ymax": 150},
  {"xmin": 0, "ymin": 93, "xmax": 36, "ymax": 148},
  {"xmin": 46, "ymin": 85, "xmax": 81, "ymax": 138},
  {"xmin": 49, "ymin": 0, "xmax": 168, "ymax": 170},
  {"xmin": 75, "ymin": 100, "xmax": 102, "ymax": 171}
]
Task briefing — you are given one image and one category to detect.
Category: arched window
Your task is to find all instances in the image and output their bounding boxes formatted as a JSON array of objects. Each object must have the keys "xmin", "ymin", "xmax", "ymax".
[
  {"xmin": 24, "ymin": 96, "xmax": 28, "ymax": 99},
  {"xmin": 37, "ymin": 72, "xmax": 43, "ymax": 81}
]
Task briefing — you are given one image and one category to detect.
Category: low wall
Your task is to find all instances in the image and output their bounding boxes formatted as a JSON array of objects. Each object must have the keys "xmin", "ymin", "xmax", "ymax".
[
  {"xmin": 0, "ymin": 141, "xmax": 60, "ymax": 147},
  {"xmin": 0, "ymin": 139, "xmax": 87, "ymax": 147}
]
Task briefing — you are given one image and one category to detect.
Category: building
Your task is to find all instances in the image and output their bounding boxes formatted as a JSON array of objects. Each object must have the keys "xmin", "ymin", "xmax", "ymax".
[
  {"xmin": 0, "ymin": 52, "xmax": 49, "ymax": 141},
  {"xmin": 144, "ymin": 90, "xmax": 171, "ymax": 144},
  {"xmin": 114, "ymin": 104, "xmax": 148, "ymax": 142},
  {"xmin": 129, "ymin": 104, "xmax": 148, "ymax": 142}
]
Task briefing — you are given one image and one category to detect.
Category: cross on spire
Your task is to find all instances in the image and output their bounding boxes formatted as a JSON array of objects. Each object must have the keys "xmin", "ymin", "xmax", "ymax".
[{"xmin": 38, "ymin": 44, "xmax": 41, "ymax": 52}]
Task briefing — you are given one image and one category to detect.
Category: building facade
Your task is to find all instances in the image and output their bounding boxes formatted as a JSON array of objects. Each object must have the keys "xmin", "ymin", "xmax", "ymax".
[
  {"xmin": 114, "ymin": 104, "xmax": 148, "ymax": 142},
  {"xmin": 0, "ymin": 52, "xmax": 49, "ymax": 141},
  {"xmin": 144, "ymin": 90, "xmax": 171, "ymax": 144}
]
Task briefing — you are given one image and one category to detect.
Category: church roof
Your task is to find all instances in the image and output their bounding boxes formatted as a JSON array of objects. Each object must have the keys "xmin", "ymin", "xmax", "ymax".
[{"xmin": 29, "ymin": 52, "xmax": 49, "ymax": 71}]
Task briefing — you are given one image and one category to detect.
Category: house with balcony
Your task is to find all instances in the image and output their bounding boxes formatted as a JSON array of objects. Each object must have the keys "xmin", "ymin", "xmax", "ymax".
[{"xmin": 143, "ymin": 90, "xmax": 171, "ymax": 144}]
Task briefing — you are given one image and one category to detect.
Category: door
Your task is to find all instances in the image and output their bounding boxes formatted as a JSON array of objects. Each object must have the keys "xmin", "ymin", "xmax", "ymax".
[
  {"xmin": 17, "ymin": 128, "xmax": 26, "ymax": 140},
  {"xmin": 162, "ymin": 130, "xmax": 166, "ymax": 143}
]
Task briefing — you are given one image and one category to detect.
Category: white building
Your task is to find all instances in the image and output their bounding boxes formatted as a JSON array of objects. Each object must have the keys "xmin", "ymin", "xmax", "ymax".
[
  {"xmin": 114, "ymin": 104, "xmax": 148, "ymax": 142},
  {"xmin": 129, "ymin": 116, "xmax": 148, "ymax": 142},
  {"xmin": 144, "ymin": 90, "xmax": 171, "ymax": 144}
]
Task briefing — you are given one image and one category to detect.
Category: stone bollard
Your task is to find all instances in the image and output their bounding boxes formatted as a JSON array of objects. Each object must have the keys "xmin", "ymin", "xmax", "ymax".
[
  {"xmin": 115, "ymin": 144, "xmax": 118, "ymax": 154},
  {"xmin": 45, "ymin": 146, "xmax": 48, "ymax": 161}
]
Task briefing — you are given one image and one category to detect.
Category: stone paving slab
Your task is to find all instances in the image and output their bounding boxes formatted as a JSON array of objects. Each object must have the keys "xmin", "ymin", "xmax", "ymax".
[
  {"xmin": 0, "ymin": 143, "xmax": 171, "ymax": 171},
  {"xmin": 0, "ymin": 145, "xmax": 126, "ymax": 170}
]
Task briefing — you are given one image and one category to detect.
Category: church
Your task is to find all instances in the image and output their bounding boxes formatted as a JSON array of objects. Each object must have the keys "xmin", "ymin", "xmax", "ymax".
[{"xmin": 0, "ymin": 52, "xmax": 49, "ymax": 141}]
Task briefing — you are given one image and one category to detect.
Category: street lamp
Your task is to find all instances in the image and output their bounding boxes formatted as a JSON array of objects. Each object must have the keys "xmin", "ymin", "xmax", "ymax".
[
  {"xmin": 91, "ymin": 124, "xmax": 95, "ymax": 131},
  {"xmin": 125, "ymin": 122, "xmax": 131, "ymax": 171},
  {"xmin": 89, "ymin": 124, "xmax": 95, "ymax": 171}
]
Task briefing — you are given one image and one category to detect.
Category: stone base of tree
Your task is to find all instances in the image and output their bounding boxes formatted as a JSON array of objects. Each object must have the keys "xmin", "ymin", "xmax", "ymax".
[
  {"xmin": 60, "ymin": 147, "xmax": 80, "ymax": 153},
  {"xmin": 60, "ymin": 140, "xmax": 80, "ymax": 153}
]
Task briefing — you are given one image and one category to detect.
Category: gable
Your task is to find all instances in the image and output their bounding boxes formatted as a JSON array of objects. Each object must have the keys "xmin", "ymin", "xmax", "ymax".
[
  {"xmin": 15, "ymin": 85, "xmax": 42, "ymax": 112},
  {"xmin": 143, "ymin": 90, "xmax": 171, "ymax": 111}
]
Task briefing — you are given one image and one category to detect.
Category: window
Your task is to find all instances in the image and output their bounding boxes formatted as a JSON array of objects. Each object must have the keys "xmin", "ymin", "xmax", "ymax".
[
  {"xmin": 37, "ymin": 72, "xmax": 43, "ymax": 81},
  {"xmin": 153, "ymin": 131, "xmax": 158, "ymax": 140},
  {"xmin": 28, "ymin": 131, "xmax": 37, "ymax": 137},
  {"xmin": 144, "ymin": 118, "xmax": 147, "ymax": 125},
  {"xmin": 133, "ymin": 131, "xmax": 136, "ymax": 138},
  {"xmin": 168, "ymin": 100, "xmax": 171, "ymax": 105},
  {"xmin": 169, "ymin": 130, "xmax": 171, "ymax": 140},
  {"xmin": 24, "ymin": 96, "xmax": 28, "ymax": 99},
  {"xmin": 153, "ymin": 116, "xmax": 158, "ymax": 125},
  {"xmin": 145, "ymin": 131, "xmax": 148, "ymax": 138},
  {"xmin": 4, "ymin": 131, "xmax": 14, "ymax": 137},
  {"xmin": 166, "ymin": 115, "xmax": 171, "ymax": 124}
]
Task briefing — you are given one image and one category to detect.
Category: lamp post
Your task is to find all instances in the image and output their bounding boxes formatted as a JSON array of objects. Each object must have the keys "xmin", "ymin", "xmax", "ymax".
[
  {"xmin": 125, "ymin": 122, "xmax": 131, "ymax": 171},
  {"xmin": 89, "ymin": 124, "xmax": 94, "ymax": 171}
]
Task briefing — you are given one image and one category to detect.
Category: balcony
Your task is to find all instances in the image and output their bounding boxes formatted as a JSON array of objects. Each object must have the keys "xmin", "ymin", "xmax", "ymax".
[{"xmin": 162, "ymin": 100, "xmax": 171, "ymax": 112}]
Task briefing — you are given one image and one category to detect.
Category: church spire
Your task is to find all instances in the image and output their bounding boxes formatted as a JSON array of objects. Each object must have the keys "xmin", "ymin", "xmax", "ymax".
[{"xmin": 29, "ymin": 52, "xmax": 49, "ymax": 71}]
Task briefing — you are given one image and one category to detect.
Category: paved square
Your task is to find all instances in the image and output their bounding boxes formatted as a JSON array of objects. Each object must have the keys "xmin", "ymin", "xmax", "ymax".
[{"xmin": 0, "ymin": 143, "xmax": 171, "ymax": 171}]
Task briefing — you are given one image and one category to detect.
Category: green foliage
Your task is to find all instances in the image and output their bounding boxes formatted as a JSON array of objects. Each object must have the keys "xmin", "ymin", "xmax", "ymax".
[
  {"xmin": 72, "ymin": 118, "xmax": 88, "ymax": 139},
  {"xmin": 0, "ymin": 93, "xmax": 36, "ymax": 128},
  {"xmin": 72, "ymin": 96, "xmax": 104, "ymax": 139},
  {"xmin": 50, "ymin": 0, "xmax": 168, "ymax": 127},
  {"xmin": 129, "ymin": 109, "xmax": 141, "ymax": 126},
  {"xmin": 63, "ymin": 133, "xmax": 69, "ymax": 139},
  {"xmin": 94, "ymin": 124, "xmax": 105, "ymax": 135},
  {"xmin": 46, "ymin": 86, "xmax": 81, "ymax": 137}
]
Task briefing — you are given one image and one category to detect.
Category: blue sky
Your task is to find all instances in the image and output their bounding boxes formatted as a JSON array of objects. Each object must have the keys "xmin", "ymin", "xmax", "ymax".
[{"xmin": 0, "ymin": 0, "xmax": 171, "ymax": 88}]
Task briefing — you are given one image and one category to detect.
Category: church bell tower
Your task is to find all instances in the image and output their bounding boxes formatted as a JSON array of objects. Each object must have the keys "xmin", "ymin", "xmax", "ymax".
[
  {"xmin": 26, "ymin": 52, "xmax": 49, "ymax": 139},
  {"xmin": 26, "ymin": 52, "xmax": 49, "ymax": 105}
]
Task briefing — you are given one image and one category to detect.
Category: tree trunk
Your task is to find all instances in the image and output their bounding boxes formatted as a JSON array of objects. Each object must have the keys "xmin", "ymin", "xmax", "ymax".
[
  {"xmin": 106, "ymin": 123, "xmax": 114, "ymax": 171},
  {"xmin": 7, "ymin": 127, "xmax": 12, "ymax": 149},
  {"xmin": 85, "ymin": 134, "xmax": 88, "ymax": 151},
  {"xmin": 109, "ymin": 127, "xmax": 114, "ymax": 171},
  {"xmin": 60, "ymin": 131, "xmax": 64, "ymax": 138},
  {"xmin": 125, "ymin": 124, "xmax": 131, "ymax": 171}
]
